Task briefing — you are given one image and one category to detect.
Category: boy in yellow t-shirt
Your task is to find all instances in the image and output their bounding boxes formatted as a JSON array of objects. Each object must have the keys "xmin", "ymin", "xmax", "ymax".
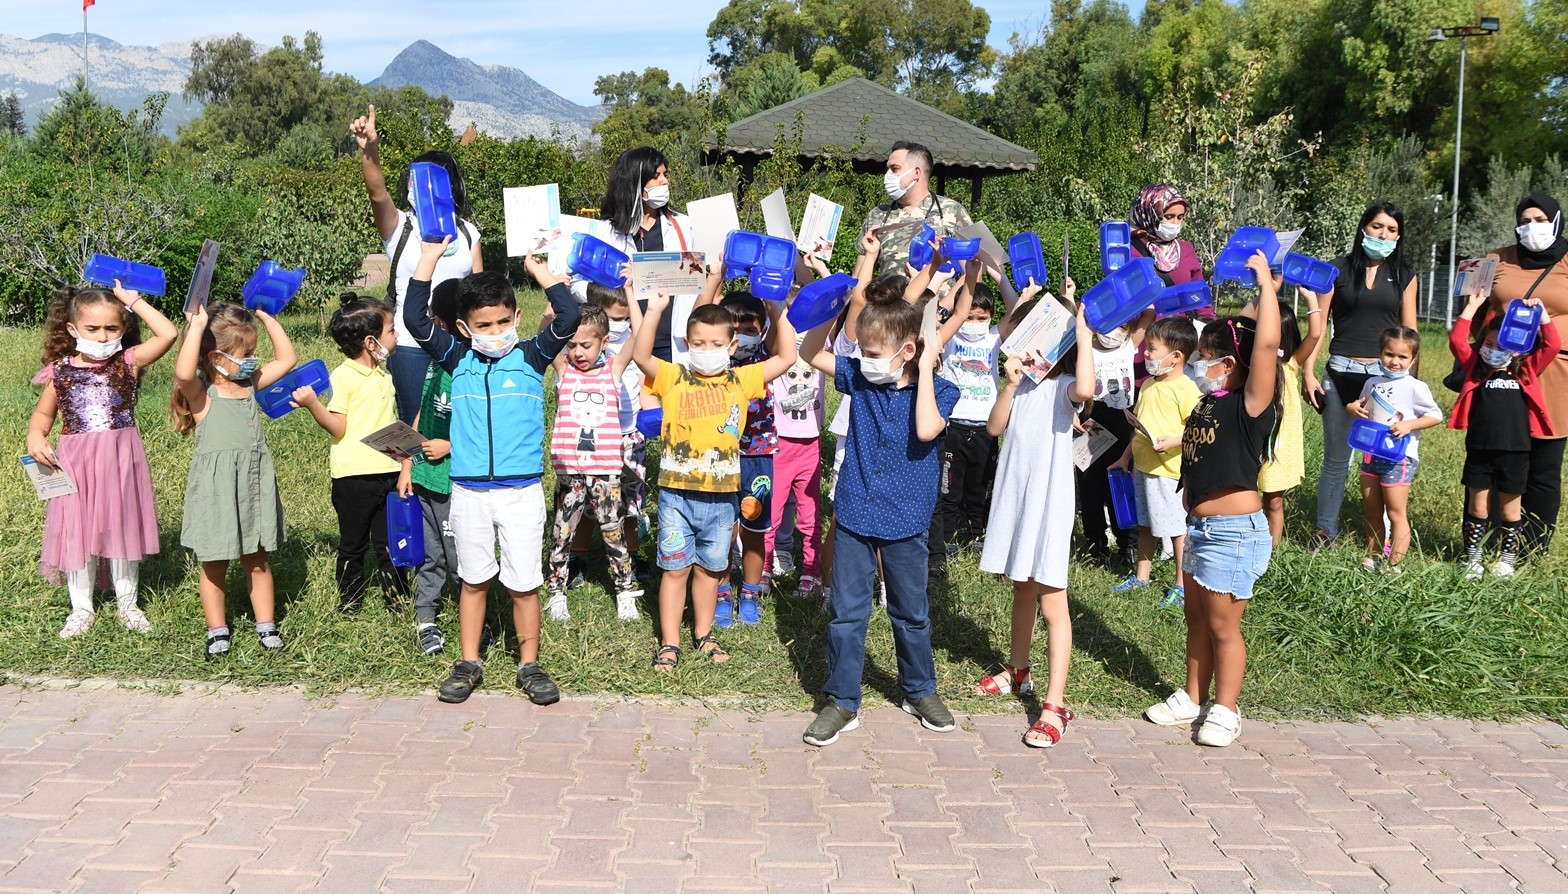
[
  {"xmin": 1109, "ymin": 317, "xmax": 1199, "ymax": 607},
  {"xmin": 632, "ymin": 292, "xmax": 796, "ymax": 670}
]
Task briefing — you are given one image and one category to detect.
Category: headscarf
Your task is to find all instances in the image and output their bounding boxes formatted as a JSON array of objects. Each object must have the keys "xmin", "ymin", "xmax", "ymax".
[
  {"xmin": 1130, "ymin": 183, "xmax": 1188, "ymax": 273},
  {"xmin": 1516, "ymin": 192, "xmax": 1568, "ymax": 271}
]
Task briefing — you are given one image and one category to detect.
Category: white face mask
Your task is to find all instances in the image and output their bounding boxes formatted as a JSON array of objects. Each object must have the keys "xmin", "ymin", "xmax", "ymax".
[
  {"xmin": 860, "ymin": 353, "xmax": 907, "ymax": 385},
  {"xmin": 467, "ymin": 326, "xmax": 518, "ymax": 358},
  {"xmin": 608, "ymin": 319, "xmax": 631, "ymax": 338},
  {"xmin": 1095, "ymin": 328, "xmax": 1128, "ymax": 350},
  {"xmin": 1156, "ymin": 221, "xmax": 1183, "ymax": 242},
  {"xmin": 883, "ymin": 169, "xmax": 914, "ymax": 201},
  {"xmin": 687, "ymin": 346, "xmax": 732, "ymax": 376},
  {"xmin": 1188, "ymin": 357, "xmax": 1228, "ymax": 394},
  {"xmin": 1145, "ymin": 352, "xmax": 1176, "ymax": 376},
  {"xmin": 734, "ymin": 333, "xmax": 762, "ymax": 359},
  {"xmin": 368, "ymin": 337, "xmax": 390, "ymax": 363},
  {"xmin": 643, "ymin": 184, "xmax": 670, "ymax": 209},
  {"xmin": 958, "ymin": 321, "xmax": 990, "ymax": 340},
  {"xmin": 1518, "ymin": 216, "xmax": 1559, "ymax": 252},
  {"xmin": 74, "ymin": 336, "xmax": 122, "ymax": 361}
]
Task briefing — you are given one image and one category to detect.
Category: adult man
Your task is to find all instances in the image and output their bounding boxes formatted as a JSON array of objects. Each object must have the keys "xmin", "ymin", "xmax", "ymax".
[{"xmin": 858, "ymin": 141, "xmax": 974, "ymax": 276}]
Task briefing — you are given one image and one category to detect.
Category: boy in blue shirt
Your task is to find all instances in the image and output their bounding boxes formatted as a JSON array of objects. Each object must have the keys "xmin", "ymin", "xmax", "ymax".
[
  {"xmin": 404, "ymin": 238, "xmax": 580, "ymax": 705},
  {"xmin": 797, "ymin": 296, "xmax": 960, "ymax": 746}
]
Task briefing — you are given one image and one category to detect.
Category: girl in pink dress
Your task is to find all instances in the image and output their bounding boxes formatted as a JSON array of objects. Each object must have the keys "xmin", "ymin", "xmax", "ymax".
[{"xmin": 26, "ymin": 283, "xmax": 178, "ymax": 638}]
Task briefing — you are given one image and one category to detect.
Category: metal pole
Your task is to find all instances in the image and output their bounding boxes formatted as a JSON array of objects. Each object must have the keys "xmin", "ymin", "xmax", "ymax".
[
  {"xmin": 1445, "ymin": 37, "xmax": 1466, "ymax": 328},
  {"xmin": 82, "ymin": 7, "xmax": 89, "ymax": 91},
  {"xmin": 1427, "ymin": 240, "xmax": 1436, "ymax": 320}
]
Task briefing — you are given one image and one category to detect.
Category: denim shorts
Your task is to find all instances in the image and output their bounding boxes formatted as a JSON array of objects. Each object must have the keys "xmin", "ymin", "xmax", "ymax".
[
  {"xmin": 1360, "ymin": 455, "xmax": 1419, "ymax": 488},
  {"xmin": 656, "ymin": 488, "xmax": 738, "ymax": 572},
  {"xmin": 1181, "ymin": 511, "xmax": 1273, "ymax": 600}
]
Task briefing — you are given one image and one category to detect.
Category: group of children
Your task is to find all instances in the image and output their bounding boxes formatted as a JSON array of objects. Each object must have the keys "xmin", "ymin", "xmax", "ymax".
[{"xmin": 26, "ymin": 219, "xmax": 1558, "ymax": 751}]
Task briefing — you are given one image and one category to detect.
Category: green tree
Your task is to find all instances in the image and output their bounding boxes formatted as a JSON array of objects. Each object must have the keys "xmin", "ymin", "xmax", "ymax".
[
  {"xmin": 1, "ymin": 92, "xmax": 25, "ymax": 138},
  {"xmin": 592, "ymin": 68, "xmax": 714, "ymax": 149},
  {"xmin": 980, "ymin": 0, "xmax": 1142, "ymax": 139},
  {"xmin": 183, "ymin": 31, "xmax": 326, "ymax": 152}
]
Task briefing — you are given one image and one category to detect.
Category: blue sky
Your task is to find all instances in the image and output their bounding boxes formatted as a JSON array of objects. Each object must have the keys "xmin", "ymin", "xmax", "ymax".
[{"xmin": 8, "ymin": 1, "xmax": 1147, "ymax": 106}]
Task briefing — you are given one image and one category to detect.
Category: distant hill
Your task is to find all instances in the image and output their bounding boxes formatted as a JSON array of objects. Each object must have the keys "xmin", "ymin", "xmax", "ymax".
[
  {"xmin": 0, "ymin": 32, "xmax": 201, "ymax": 135},
  {"xmin": 370, "ymin": 40, "xmax": 600, "ymax": 143}
]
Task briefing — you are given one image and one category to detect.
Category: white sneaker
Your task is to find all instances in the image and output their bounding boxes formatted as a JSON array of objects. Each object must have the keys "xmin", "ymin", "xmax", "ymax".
[
  {"xmin": 615, "ymin": 589, "xmax": 643, "ymax": 621},
  {"xmin": 59, "ymin": 608, "xmax": 96, "ymax": 639},
  {"xmin": 1490, "ymin": 560, "xmax": 1515, "ymax": 578},
  {"xmin": 759, "ymin": 572, "xmax": 773, "ymax": 598},
  {"xmin": 771, "ymin": 551, "xmax": 796, "ymax": 577},
  {"xmin": 877, "ymin": 581, "xmax": 888, "ymax": 608},
  {"xmin": 1145, "ymin": 690, "xmax": 1203, "ymax": 726},
  {"xmin": 1463, "ymin": 561, "xmax": 1484, "ymax": 581},
  {"xmin": 795, "ymin": 575, "xmax": 822, "ymax": 600},
  {"xmin": 545, "ymin": 593, "xmax": 570, "ymax": 622},
  {"xmin": 1197, "ymin": 704, "xmax": 1241, "ymax": 747},
  {"xmin": 118, "ymin": 606, "xmax": 151, "ymax": 633}
]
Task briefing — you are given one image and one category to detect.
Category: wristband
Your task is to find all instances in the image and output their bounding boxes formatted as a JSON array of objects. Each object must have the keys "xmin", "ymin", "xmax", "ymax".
[{"xmin": 125, "ymin": 296, "xmax": 142, "ymax": 311}]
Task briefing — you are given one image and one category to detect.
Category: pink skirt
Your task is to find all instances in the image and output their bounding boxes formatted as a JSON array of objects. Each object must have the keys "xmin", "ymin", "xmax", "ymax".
[{"xmin": 39, "ymin": 427, "xmax": 160, "ymax": 584}]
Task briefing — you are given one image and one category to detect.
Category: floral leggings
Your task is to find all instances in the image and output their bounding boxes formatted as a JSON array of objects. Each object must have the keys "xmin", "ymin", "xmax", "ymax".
[{"xmin": 548, "ymin": 473, "xmax": 636, "ymax": 597}]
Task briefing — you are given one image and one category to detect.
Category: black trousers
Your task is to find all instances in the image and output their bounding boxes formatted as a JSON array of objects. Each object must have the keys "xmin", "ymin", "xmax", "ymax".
[
  {"xmin": 1522, "ymin": 436, "xmax": 1566, "ymax": 555},
  {"xmin": 331, "ymin": 472, "xmax": 409, "ymax": 609},
  {"xmin": 1077, "ymin": 402, "xmax": 1137, "ymax": 558},
  {"xmin": 928, "ymin": 421, "xmax": 998, "ymax": 569}
]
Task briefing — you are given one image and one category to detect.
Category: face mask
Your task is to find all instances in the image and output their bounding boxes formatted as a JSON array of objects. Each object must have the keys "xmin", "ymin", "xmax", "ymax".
[
  {"xmin": 367, "ymin": 337, "xmax": 390, "ymax": 363},
  {"xmin": 1518, "ymin": 217, "xmax": 1559, "ymax": 253},
  {"xmin": 1362, "ymin": 233, "xmax": 1397, "ymax": 260},
  {"xmin": 734, "ymin": 333, "xmax": 762, "ymax": 359},
  {"xmin": 1095, "ymin": 329, "xmax": 1128, "ymax": 350},
  {"xmin": 468, "ymin": 327, "xmax": 517, "ymax": 358},
  {"xmin": 218, "ymin": 351, "xmax": 261, "ymax": 380},
  {"xmin": 883, "ymin": 169, "xmax": 914, "ymax": 201},
  {"xmin": 608, "ymin": 319, "xmax": 631, "ymax": 337},
  {"xmin": 643, "ymin": 184, "xmax": 670, "ymax": 209},
  {"xmin": 1145, "ymin": 352, "xmax": 1175, "ymax": 376},
  {"xmin": 1481, "ymin": 346, "xmax": 1514, "ymax": 369},
  {"xmin": 1188, "ymin": 357, "xmax": 1228, "ymax": 395},
  {"xmin": 959, "ymin": 321, "xmax": 990, "ymax": 340},
  {"xmin": 687, "ymin": 346, "xmax": 732, "ymax": 376},
  {"xmin": 1378, "ymin": 362, "xmax": 1408, "ymax": 380},
  {"xmin": 1156, "ymin": 221, "xmax": 1183, "ymax": 242},
  {"xmin": 860, "ymin": 353, "xmax": 907, "ymax": 385},
  {"xmin": 74, "ymin": 336, "xmax": 122, "ymax": 361}
]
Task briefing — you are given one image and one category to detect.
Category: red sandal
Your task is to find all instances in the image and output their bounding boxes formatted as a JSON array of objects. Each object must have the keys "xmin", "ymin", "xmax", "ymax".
[
  {"xmin": 1023, "ymin": 703, "xmax": 1074, "ymax": 749},
  {"xmin": 974, "ymin": 664, "xmax": 1033, "ymax": 695}
]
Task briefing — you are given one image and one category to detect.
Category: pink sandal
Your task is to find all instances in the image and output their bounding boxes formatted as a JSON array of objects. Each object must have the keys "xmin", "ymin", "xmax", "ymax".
[
  {"xmin": 974, "ymin": 664, "xmax": 1033, "ymax": 695},
  {"xmin": 1023, "ymin": 703, "xmax": 1074, "ymax": 748}
]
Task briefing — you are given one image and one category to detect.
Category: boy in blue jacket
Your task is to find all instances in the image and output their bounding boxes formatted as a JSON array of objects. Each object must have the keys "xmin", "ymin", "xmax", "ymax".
[{"xmin": 405, "ymin": 237, "xmax": 580, "ymax": 704}]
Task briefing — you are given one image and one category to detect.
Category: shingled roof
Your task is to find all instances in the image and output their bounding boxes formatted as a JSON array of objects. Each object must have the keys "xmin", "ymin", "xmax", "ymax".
[{"xmin": 708, "ymin": 77, "xmax": 1037, "ymax": 175}]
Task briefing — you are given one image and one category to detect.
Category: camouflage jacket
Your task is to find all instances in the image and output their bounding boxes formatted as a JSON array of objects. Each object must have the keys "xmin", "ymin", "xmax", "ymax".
[{"xmin": 856, "ymin": 193, "xmax": 974, "ymax": 276}]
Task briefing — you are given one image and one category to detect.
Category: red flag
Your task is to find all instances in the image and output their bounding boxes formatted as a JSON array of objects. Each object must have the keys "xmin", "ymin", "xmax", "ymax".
[{"xmin": 84, "ymin": 0, "xmax": 95, "ymax": 9}]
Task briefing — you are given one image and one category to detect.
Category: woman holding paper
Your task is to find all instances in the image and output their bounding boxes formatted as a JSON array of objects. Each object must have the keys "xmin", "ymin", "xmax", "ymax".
[
  {"xmin": 1481, "ymin": 193, "xmax": 1568, "ymax": 554},
  {"xmin": 350, "ymin": 105, "xmax": 484, "ymax": 423},
  {"xmin": 578, "ymin": 146, "xmax": 697, "ymax": 363}
]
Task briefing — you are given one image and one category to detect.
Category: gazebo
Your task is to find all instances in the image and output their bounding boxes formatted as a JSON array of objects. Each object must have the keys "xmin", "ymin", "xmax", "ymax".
[{"xmin": 704, "ymin": 77, "xmax": 1037, "ymax": 208}]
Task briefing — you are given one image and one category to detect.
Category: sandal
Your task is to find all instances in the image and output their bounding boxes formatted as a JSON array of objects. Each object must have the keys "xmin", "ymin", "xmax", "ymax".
[
  {"xmin": 1023, "ymin": 703, "xmax": 1074, "ymax": 749},
  {"xmin": 974, "ymin": 664, "xmax": 1032, "ymax": 696},
  {"xmin": 205, "ymin": 630, "xmax": 232, "ymax": 662},
  {"xmin": 693, "ymin": 633, "xmax": 730, "ymax": 664},
  {"xmin": 652, "ymin": 644, "xmax": 681, "ymax": 672}
]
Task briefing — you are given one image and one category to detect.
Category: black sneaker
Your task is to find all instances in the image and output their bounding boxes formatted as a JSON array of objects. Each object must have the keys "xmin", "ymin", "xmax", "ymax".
[
  {"xmin": 437, "ymin": 660, "xmax": 484, "ymax": 703},
  {"xmin": 901, "ymin": 694, "xmax": 956, "ymax": 732},
  {"xmin": 567, "ymin": 557, "xmax": 588, "ymax": 590},
  {"xmin": 633, "ymin": 557, "xmax": 653, "ymax": 582},
  {"xmin": 516, "ymin": 662, "xmax": 561, "ymax": 705},
  {"xmin": 417, "ymin": 624, "xmax": 445, "ymax": 656},
  {"xmin": 803, "ymin": 702, "xmax": 859, "ymax": 747}
]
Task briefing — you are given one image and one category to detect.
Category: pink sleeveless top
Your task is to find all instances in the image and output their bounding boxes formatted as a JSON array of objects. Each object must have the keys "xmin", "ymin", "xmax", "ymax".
[{"xmin": 551, "ymin": 360, "xmax": 623, "ymax": 476}]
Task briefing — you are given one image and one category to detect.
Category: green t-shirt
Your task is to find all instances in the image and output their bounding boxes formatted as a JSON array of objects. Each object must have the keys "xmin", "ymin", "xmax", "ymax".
[{"xmin": 410, "ymin": 363, "xmax": 453, "ymax": 495}]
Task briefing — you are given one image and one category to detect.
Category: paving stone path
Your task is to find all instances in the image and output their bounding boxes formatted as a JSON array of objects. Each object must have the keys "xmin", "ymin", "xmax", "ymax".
[{"xmin": 1, "ymin": 682, "xmax": 1566, "ymax": 893}]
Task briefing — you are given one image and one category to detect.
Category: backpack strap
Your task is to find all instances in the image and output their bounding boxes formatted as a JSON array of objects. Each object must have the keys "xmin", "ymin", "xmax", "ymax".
[{"xmin": 386, "ymin": 216, "xmax": 415, "ymax": 302}]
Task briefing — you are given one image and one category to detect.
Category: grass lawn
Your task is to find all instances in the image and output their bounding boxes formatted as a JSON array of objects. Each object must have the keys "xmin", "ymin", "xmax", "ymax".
[{"xmin": 1, "ymin": 290, "xmax": 1565, "ymax": 723}]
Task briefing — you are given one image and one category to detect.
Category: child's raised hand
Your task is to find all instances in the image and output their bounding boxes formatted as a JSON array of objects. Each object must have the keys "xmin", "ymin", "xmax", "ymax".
[
  {"xmin": 1020, "ymin": 277, "xmax": 1044, "ymax": 303},
  {"xmin": 1062, "ymin": 276, "xmax": 1077, "ymax": 301},
  {"xmin": 111, "ymin": 280, "xmax": 141, "ymax": 307},
  {"xmin": 187, "ymin": 301, "xmax": 209, "ymax": 327},
  {"xmin": 1002, "ymin": 353, "xmax": 1025, "ymax": 387},
  {"xmin": 1465, "ymin": 290, "xmax": 1488, "ymax": 310},
  {"xmin": 1074, "ymin": 299, "xmax": 1092, "ymax": 333},
  {"xmin": 860, "ymin": 231, "xmax": 882, "ymax": 256},
  {"xmin": 350, "ymin": 104, "xmax": 378, "ymax": 149},
  {"xmin": 1244, "ymin": 250, "xmax": 1272, "ymax": 277},
  {"xmin": 290, "ymin": 384, "xmax": 320, "ymax": 409},
  {"xmin": 523, "ymin": 253, "xmax": 553, "ymax": 286},
  {"xmin": 420, "ymin": 235, "xmax": 454, "ymax": 260},
  {"xmin": 918, "ymin": 336, "xmax": 940, "ymax": 373},
  {"xmin": 646, "ymin": 290, "xmax": 672, "ymax": 315}
]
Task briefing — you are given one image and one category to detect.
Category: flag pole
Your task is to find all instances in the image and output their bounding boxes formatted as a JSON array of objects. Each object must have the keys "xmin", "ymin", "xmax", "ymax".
[{"xmin": 82, "ymin": 4, "xmax": 89, "ymax": 92}]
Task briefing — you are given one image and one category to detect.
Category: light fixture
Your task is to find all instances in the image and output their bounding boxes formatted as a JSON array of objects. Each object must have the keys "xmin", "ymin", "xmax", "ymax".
[
  {"xmin": 1427, "ymin": 29, "xmax": 1447, "ymax": 43},
  {"xmin": 1480, "ymin": 16, "xmax": 1500, "ymax": 32}
]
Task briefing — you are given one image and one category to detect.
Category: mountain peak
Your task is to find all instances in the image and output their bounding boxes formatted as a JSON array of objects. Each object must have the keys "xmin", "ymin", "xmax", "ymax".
[{"xmin": 32, "ymin": 33, "xmax": 124, "ymax": 51}]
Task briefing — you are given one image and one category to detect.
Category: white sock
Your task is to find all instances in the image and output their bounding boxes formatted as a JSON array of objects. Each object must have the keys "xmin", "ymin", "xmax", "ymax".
[
  {"xmin": 66, "ymin": 557, "xmax": 96, "ymax": 614},
  {"xmin": 108, "ymin": 558, "xmax": 139, "ymax": 612}
]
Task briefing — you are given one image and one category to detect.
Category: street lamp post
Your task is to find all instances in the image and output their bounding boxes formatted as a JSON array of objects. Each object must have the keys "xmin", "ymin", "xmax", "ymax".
[{"xmin": 1428, "ymin": 16, "xmax": 1499, "ymax": 328}]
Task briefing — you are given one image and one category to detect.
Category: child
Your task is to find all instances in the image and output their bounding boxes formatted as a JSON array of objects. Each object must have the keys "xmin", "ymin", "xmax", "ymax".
[
  {"xmin": 545, "ymin": 304, "xmax": 642, "ymax": 621},
  {"xmin": 1257, "ymin": 294, "xmax": 1324, "ymax": 545},
  {"xmin": 771, "ymin": 341, "xmax": 826, "ymax": 599},
  {"xmin": 27, "ymin": 283, "xmax": 178, "ymax": 638},
  {"xmin": 1447, "ymin": 292, "xmax": 1558, "ymax": 578},
  {"xmin": 797, "ymin": 291, "xmax": 960, "ymax": 747},
  {"xmin": 172, "ymin": 302, "xmax": 295, "ymax": 659},
  {"xmin": 591, "ymin": 283, "xmax": 652, "ymax": 580},
  {"xmin": 632, "ymin": 292, "xmax": 796, "ymax": 669},
  {"xmin": 404, "ymin": 240, "xmax": 580, "ymax": 704},
  {"xmin": 294, "ymin": 294, "xmax": 409, "ymax": 613},
  {"xmin": 395, "ymin": 280, "xmax": 462, "ymax": 656},
  {"xmin": 1347, "ymin": 327, "xmax": 1443, "ymax": 571},
  {"xmin": 1109, "ymin": 317, "xmax": 1200, "ymax": 607},
  {"xmin": 1077, "ymin": 312, "xmax": 1147, "ymax": 567},
  {"xmin": 973, "ymin": 286, "xmax": 1096, "ymax": 748},
  {"xmin": 929, "ymin": 282, "xmax": 998, "ymax": 581},
  {"xmin": 1145, "ymin": 252, "xmax": 1282, "ymax": 748}
]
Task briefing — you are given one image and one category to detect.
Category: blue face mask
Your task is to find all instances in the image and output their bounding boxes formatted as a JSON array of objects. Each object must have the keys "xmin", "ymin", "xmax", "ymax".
[
  {"xmin": 218, "ymin": 351, "xmax": 261, "ymax": 380},
  {"xmin": 1481, "ymin": 346, "xmax": 1515, "ymax": 369},
  {"xmin": 1378, "ymin": 363, "xmax": 1408, "ymax": 380},
  {"xmin": 1362, "ymin": 233, "xmax": 1397, "ymax": 260}
]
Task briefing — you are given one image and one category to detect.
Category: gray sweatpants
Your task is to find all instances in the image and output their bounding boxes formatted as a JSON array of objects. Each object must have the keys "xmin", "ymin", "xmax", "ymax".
[{"xmin": 415, "ymin": 486, "xmax": 459, "ymax": 625}]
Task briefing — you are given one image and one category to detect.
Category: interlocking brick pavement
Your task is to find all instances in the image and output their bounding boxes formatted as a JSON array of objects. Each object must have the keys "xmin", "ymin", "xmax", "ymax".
[{"xmin": 1, "ymin": 682, "xmax": 1565, "ymax": 893}]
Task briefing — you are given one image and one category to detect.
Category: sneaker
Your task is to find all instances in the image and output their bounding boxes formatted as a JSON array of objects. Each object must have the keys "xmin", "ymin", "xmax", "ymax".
[
  {"xmin": 901, "ymin": 695, "xmax": 956, "ymax": 732},
  {"xmin": 1111, "ymin": 575, "xmax": 1150, "ymax": 593},
  {"xmin": 437, "ymin": 660, "xmax": 484, "ymax": 704},
  {"xmin": 567, "ymin": 557, "xmax": 588, "ymax": 590},
  {"xmin": 771, "ymin": 550, "xmax": 796, "ymax": 577},
  {"xmin": 803, "ymin": 702, "xmax": 859, "ymax": 747},
  {"xmin": 1361, "ymin": 557, "xmax": 1379, "ymax": 573},
  {"xmin": 1491, "ymin": 560, "xmax": 1515, "ymax": 578},
  {"xmin": 1384, "ymin": 562, "xmax": 1405, "ymax": 575},
  {"xmin": 1196, "ymin": 704, "xmax": 1241, "ymax": 747},
  {"xmin": 417, "ymin": 623, "xmax": 446, "ymax": 655},
  {"xmin": 714, "ymin": 595, "xmax": 736, "ymax": 629},
  {"xmin": 1463, "ymin": 560, "xmax": 1485, "ymax": 581},
  {"xmin": 118, "ymin": 606, "xmax": 151, "ymax": 633},
  {"xmin": 1158, "ymin": 586, "xmax": 1184, "ymax": 609},
  {"xmin": 59, "ymin": 609, "xmax": 95, "ymax": 639},
  {"xmin": 205, "ymin": 629, "xmax": 232, "ymax": 661},
  {"xmin": 1309, "ymin": 530, "xmax": 1335, "ymax": 553},
  {"xmin": 737, "ymin": 596, "xmax": 762, "ymax": 626},
  {"xmin": 256, "ymin": 624, "xmax": 285, "ymax": 653},
  {"xmin": 545, "ymin": 593, "xmax": 570, "ymax": 622},
  {"xmin": 633, "ymin": 557, "xmax": 653, "ymax": 582},
  {"xmin": 795, "ymin": 575, "xmax": 822, "ymax": 600},
  {"xmin": 1145, "ymin": 690, "xmax": 1203, "ymax": 726},
  {"xmin": 615, "ymin": 589, "xmax": 643, "ymax": 621},
  {"xmin": 759, "ymin": 572, "xmax": 773, "ymax": 597},
  {"xmin": 515, "ymin": 662, "xmax": 561, "ymax": 706}
]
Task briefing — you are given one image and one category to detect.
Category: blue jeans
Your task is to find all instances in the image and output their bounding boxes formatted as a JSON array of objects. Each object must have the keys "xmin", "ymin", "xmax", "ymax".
[
  {"xmin": 387, "ymin": 345, "xmax": 433, "ymax": 425},
  {"xmin": 1314, "ymin": 356, "xmax": 1378, "ymax": 536},
  {"xmin": 824, "ymin": 527, "xmax": 936, "ymax": 713}
]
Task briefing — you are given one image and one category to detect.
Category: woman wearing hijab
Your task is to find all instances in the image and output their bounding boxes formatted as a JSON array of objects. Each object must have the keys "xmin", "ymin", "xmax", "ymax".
[
  {"xmin": 1482, "ymin": 193, "xmax": 1568, "ymax": 554},
  {"xmin": 1129, "ymin": 184, "xmax": 1206, "ymax": 296}
]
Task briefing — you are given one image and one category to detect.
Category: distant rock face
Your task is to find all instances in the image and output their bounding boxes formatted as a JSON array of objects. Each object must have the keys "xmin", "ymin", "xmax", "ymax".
[
  {"xmin": 0, "ymin": 33, "xmax": 202, "ymax": 134},
  {"xmin": 371, "ymin": 40, "xmax": 601, "ymax": 142}
]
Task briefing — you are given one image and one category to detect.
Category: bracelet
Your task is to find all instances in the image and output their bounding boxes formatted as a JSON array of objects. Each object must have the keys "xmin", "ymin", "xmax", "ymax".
[
  {"xmin": 125, "ymin": 296, "xmax": 142, "ymax": 311},
  {"xmin": 1304, "ymin": 309, "xmax": 1320, "ymax": 316}
]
